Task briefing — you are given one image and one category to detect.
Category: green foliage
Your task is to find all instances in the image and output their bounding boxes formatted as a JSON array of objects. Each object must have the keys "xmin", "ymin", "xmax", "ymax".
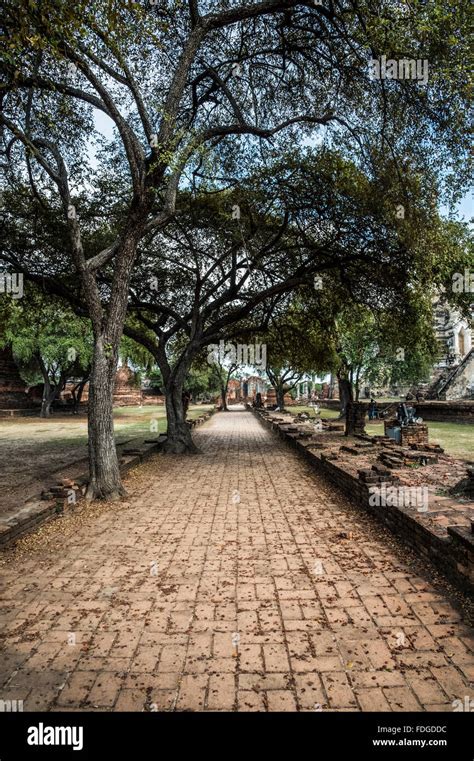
[
  {"xmin": 146, "ymin": 368, "xmax": 164, "ymax": 390},
  {"xmin": 264, "ymin": 300, "xmax": 337, "ymax": 379},
  {"xmin": 120, "ymin": 333, "xmax": 156, "ymax": 373},
  {"xmin": 334, "ymin": 298, "xmax": 439, "ymax": 396},
  {"xmin": 0, "ymin": 287, "xmax": 92, "ymax": 384},
  {"xmin": 186, "ymin": 365, "xmax": 221, "ymax": 399},
  {"xmin": 1, "ymin": 0, "xmax": 472, "ymax": 420}
]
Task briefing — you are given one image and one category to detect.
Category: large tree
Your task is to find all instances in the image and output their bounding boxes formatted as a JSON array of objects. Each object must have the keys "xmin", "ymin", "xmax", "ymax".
[
  {"xmin": 332, "ymin": 302, "xmax": 437, "ymax": 413},
  {"xmin": 0, "ymin": 0, "xmax": 346, "ymax": 494},
  {"xmin": 1, "ymin": 0, "xmax": 471, "ymax": 491},
  {"xmin": 121, "ymin": 145, "xmax": 466, "ymax": 450}
]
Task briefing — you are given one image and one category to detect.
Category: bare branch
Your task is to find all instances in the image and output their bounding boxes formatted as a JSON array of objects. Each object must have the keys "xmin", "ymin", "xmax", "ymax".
[
  {"xmin": 188, "ymin": 0, "xmax": 200, "ymax": 28},
  {"xmin": 198, "ymin": 112, "xmax": 336, "ymax": 143},
  {"xmin": 203, "ymin": 0, "xmax": 333, "ymax": 30}
]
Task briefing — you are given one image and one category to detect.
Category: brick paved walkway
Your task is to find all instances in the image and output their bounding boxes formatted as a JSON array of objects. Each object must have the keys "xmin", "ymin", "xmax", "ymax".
[{"xmin": 1, "ymin": 409, "xmax": 473, "ymax": 712}]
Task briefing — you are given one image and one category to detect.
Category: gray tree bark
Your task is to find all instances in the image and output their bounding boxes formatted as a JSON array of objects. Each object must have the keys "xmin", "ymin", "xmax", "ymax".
[{"xmin": 86, "ymin": 340, "xmax": 125, "ymax": 500}]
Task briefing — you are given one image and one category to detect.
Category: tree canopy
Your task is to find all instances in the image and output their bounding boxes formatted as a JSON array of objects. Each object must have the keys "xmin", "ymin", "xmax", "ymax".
[{"xmin": 0, "ymin": 0, "xmax": 471, "ymax": 496}]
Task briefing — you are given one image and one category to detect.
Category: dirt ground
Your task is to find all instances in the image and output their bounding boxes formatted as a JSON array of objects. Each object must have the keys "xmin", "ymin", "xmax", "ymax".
[
  {"xmin": 0, "ymin": 414, "xmax": 126, "ymax": 517},
  {"xmin": 0, "ymin": 405, "xmax": 212, "ymax": 517}
]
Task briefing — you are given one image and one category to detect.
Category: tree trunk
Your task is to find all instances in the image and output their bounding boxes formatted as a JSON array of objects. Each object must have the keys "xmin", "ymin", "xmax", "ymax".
[
  {"xmin": 72, "ymin": 382, "xmax": 84, "ymax": 414},
  {"xmin": 221, "ymin": 385, "xmax": 228, "ymax": 411},
  {"xmin": 72, "ymin": 373, "xmax": 89, "ymax": 414},
  {"xmin": 38, "ymin": 356, "xmax": 55, "ymax": 418},
  {"xmin": 338, "ymin": 376, "xmax": 353, "ymax": 418},
  {"xmin": 76, "ymin": 381, "xmax": 85, "ymax": 408},
  {"xmin": 86, "ymin": 342, "xmax": 125, "ymax": 501},
  {"xmin": 355, "ymin": 366, "xmax": 361, "ymax": 402},
  {"xmin": 40, "ymin": 380, "xmax": 63, "ymax": 417},
  {"xmin": 71, "ymin": 386, "xmax": 78, "ymax": 414},
  {"xmin": 163, "ymin": 376, "xmax": 200, "ymax": 454},
  {"xmin": 276, "ymin": 385, "xmax": 285, "ymax": 410},
  {"xmin": 40, "ymin": 391, "xmax": 53, "ymax": 418}
]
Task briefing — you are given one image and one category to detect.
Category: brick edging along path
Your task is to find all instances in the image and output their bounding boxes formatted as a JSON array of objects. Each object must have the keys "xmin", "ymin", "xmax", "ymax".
[
  {"xmin": 0, "ymin": 407, "xmax": 472, "ymax": 712},
  {"xmin": 251, "ymin": 407, "xmax": 474, "ymax": 595}
]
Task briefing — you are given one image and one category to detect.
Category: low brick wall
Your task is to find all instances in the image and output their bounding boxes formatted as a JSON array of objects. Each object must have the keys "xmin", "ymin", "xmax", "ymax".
[
  {"xmin": 415, "ymin": 401, "xmax": 474, "ymax": 424},
  {"xmin": 318, "ymin": 399, "xmax": 474, "ymax": 424},
  {"xmin": 253, "ymin": 408, "xmax": 474, "ymax": 595},
  {"xmin": 0, "ymin": 408, "xmax": 38, "ymax": 418},
  {"xmin": 318, "ymin": 399, "xmax": 342, "ymax": 410}
]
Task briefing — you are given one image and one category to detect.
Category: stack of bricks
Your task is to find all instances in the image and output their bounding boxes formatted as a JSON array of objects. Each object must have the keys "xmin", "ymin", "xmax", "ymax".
[
  {"xmin": 41, "ymin": 478, "xmax": 82, "ymax": 504},
  {"xmin": 400, "ymin": 423, "xmax": 429, "ymax": 447},
  {"xmin": 358, "ymin": 464, "xmax": 399, "ymax": 485},
  {"xmin": 384, "ymin": 419, "xmax": 429, "ymax": 447}
]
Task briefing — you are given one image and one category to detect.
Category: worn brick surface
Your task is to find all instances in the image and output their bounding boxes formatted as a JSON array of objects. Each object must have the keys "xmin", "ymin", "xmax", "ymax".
[{"xmin": 0, "ymin": 409, "xmax": 472, "ymax": 711}]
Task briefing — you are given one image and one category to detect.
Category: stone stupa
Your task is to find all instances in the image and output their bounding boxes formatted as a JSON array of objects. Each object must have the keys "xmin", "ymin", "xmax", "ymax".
[{"xmin": 113, "ymin": 364, "xmax": 143, "ymax": 407}]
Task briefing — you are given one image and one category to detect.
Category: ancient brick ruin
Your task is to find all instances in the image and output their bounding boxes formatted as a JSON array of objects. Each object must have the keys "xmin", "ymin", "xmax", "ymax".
[
  {"xmin": 0, "ymin": 346, "xmax": 34, "ymax": 410},
  {"xmin": 345, "ymin": 401, "xmax": 366, "ymax": 436},
  {"xmin": 265, "ymin": 388, "xmax": 294, "ymax": 407},
  {"xmin": 112, "ymin": 365, "xmax": 143, "ymax": 407},
  {"xmin": 383, "ymin": 419, "xmax": 429, "ymax": 447},
  {"xmin": 141, "ymin": 387, "xmax": 166, "ymax": 405},
  {"xmin": 253, "ymin": 406, "xmax": 474, "ymax": 593}
]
